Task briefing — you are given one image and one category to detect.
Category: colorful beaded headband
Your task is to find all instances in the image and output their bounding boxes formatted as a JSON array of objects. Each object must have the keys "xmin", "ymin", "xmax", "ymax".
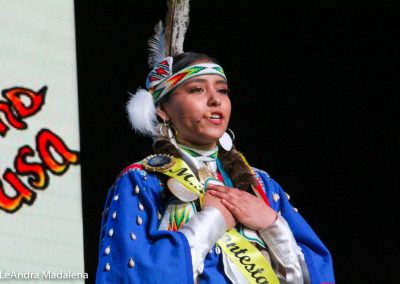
[{"xmin": 145, "ymin": 57, "xmax": 227, "ymax": 103}]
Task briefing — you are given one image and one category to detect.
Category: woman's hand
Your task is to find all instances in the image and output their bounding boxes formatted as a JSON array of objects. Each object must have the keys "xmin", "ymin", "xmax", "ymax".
[
  {"xmin": 207, "ymin": 184, "xmax": 278, "ymax": 231},
  {"xmin": 203, "ymin": 191, "xmax": 237, "ymax": 230}
]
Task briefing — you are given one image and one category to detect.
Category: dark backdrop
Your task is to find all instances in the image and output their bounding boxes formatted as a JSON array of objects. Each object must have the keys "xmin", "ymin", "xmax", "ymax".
[{"xmin": 75, "ymin": 0, "xmax": 398, "ymax": 282}]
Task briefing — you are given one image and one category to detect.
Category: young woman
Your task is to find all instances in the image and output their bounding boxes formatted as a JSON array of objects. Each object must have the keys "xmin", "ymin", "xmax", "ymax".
[{"xmin": 96, "ymin": 52, "xmax": 335, "ymax": 283}]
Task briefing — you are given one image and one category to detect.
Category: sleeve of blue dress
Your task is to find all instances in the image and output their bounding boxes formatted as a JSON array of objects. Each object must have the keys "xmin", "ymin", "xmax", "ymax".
[
  {"xmin": 96, "ymin": 166, "xmax": 194, "ymax": 284},
  {"xmin": 254, "ymin": 169, "xmax": 335, "ymax": 284}
]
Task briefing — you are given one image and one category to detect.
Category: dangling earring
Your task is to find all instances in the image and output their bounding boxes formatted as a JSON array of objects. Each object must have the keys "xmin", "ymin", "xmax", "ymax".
[
  {"xmin": 219, "ymin": 128, "xmax": 235, "ymax": 151},
  {"xmin": 159, "ymin": 121, "xmax": 177, "ymax": 139}
]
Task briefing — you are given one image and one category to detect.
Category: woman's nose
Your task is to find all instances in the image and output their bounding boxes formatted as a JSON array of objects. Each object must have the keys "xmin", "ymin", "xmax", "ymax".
[{"xmin": 208, "ymin": 91, "xmax": 221, "ymax": 106}]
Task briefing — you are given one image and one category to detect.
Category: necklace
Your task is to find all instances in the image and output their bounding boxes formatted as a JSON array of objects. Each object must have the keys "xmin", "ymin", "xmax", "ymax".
[
  {"xmin": 198, "ymin": 161, "xmax": 217, "ymax": 182},
  {"xmin": 178, "ymin": 144, "xmax": 218, "ymax": 183}
]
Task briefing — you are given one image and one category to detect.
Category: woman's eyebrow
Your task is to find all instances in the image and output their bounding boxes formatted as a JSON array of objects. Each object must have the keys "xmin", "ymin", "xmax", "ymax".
[{"xmin": 215, "ymin": 79, "xmax": 228, "ymax": 85}]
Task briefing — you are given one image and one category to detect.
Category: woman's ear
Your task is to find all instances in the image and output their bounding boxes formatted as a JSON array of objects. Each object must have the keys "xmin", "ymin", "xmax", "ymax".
[{"xmin": 156, "ymin": 104, "xmax": 170, "ymax": 122}]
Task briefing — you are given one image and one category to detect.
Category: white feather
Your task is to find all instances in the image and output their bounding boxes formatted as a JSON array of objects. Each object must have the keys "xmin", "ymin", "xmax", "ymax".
[
  {"xmin": 147, "ymin": 21, "xmax": 166, "ymax": 68},
  {"xmin": 126, "ymin": 89, "xmax": 158, "ymax": 136}
]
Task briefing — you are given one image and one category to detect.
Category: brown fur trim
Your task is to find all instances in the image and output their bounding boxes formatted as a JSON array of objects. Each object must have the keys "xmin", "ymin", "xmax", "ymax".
[
  {"xmin": 218, "ymin": 146, "xmax": 258, "ymax": 193},
  {"xmin": 152, "ymin": 138, "xmax": 182, "ymax": 158}
]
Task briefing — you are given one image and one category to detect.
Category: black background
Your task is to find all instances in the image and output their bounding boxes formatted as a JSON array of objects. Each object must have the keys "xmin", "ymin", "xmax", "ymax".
[{"xmin": 75, "ymin": 0, "xmax": 398, "ymax": 282}]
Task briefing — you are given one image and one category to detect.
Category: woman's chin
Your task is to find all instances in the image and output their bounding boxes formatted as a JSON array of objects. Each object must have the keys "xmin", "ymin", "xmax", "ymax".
[
  {"xmin": 192, "ymin": 134, "xmax": 224, "ymax": 148},
  {"xmin": 177, "ymin": 128, "xmax": 226, "ymax": 148}
]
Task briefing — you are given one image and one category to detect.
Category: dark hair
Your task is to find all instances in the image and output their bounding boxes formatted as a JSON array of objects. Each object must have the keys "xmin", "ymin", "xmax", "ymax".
[
  {"xmin": 172, "ymin": 52, "xmax": 218, "ymax": 73},
  {"xmin": 153, "ymin": 52, "xmax": 258, "ymax": 193}
]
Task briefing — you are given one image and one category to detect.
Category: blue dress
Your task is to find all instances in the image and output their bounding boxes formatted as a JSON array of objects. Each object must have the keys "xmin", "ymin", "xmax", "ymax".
[{"xmin": 96, "ymin": 162, "xmax": 335, "ymax": 283}]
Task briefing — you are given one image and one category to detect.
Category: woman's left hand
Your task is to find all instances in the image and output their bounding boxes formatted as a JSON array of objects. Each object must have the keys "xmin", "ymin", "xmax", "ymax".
[{"xmin": 208, "ymin": 184, "xmax": 278, "ymax": 231}]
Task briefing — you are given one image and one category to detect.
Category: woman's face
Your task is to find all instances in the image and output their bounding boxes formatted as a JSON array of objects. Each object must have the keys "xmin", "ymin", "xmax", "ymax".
[{"xmin": 158, "ymin": 74, "xmax": 231, "ymax": 149}]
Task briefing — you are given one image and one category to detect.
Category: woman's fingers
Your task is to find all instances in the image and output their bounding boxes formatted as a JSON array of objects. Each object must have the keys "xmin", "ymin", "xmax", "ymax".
[
  {"xmin": 209, "ymin": 187, "xmax": 247, "ymax": 215},
  {"xmin": 208, "ymin": 185, "xmax": 276, "ymax": 230},
  {"xmin": 209, "ymin": 189, "xmax": 243, "ymax": 217},
  {"xmin": 207, "ymin": 184, "xmax": 230, "ymax": 193},
  {"xmin": 204, "ymin": 191, "xmax": 237, "ymax": 229},
  {"xmin": 221, "ymin": 198, "xmax": 240, "ymax": 214},
  {"xmin": 208, "ymin": 184, "xmax": 240, "ymax": 201},
  {"xmin": 208, "ymin": 188, "xmax": 237, "ymax": 203}
]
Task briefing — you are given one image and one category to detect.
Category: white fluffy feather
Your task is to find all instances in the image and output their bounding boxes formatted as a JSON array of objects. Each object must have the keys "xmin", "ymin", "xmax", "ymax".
[{"xmin": 126, "ymin": 89, "xmax": 158, "ymax": 136}]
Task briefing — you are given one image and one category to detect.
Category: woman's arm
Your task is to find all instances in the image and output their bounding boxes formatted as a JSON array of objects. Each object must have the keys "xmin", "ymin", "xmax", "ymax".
[
  {"xmin": 96, "ymin": 167, "xmax": 194, "ymax": 284},
  {"xmin": 255, "ymin": 169, "xmax": 335, "ymax": 284},
  {"xmin": 259, "ymin": 214, "xmax": 309, "ymax": 283},
  {"xmin": 178, "ymin": 206, "xmax": 226, "ymax": 279},
  {"xmin": 178, "ymin": 190, "xmax": 237, "ymax": 279}
]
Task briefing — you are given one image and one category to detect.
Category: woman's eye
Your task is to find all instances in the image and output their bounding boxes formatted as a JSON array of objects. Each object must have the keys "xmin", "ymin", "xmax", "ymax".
[
  {"xmin": 189, "ymin": 87, "xmax": 203, "ymax": 93},
  {"xmin": 218, "ymin": 88, "xmax": 230, "ymax": 95}
]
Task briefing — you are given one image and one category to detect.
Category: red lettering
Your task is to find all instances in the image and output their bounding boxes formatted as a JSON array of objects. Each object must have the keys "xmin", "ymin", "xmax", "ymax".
[
  {"xmin": 0, "ymin": 169, "xmax": 36, "ymax": 213},
  {"xmin": 36, "ymin": 129, "xmax": 79, "ymax": 175},
  {"xmin": 1, "ymin": 128, "xmax": 80, "ymax": 213},
  {"xmin": 0, "ymin": 84, "xmax": 80, "ymax": 213},
  {"xmin": 15, "ymin": 146, "xmax": 49, "ymax": 189},
  {"xmin": 0, "ymin": 86, "xmax": 47, "ymax": 137},
  {"xmin": 0, "ymin": 102, "xmax": 26, "ymax": 136},
  {"xmin": 3, "ymin": 86, "xmax": 47, "ymax": 118}
]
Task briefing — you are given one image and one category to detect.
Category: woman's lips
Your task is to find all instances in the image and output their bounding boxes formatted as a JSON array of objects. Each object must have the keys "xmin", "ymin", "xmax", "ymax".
[
  {"xmin": 207, "ymin": 117, "xmax": 223, "ymax": 125},
  {"xmin": 203, "ymin": 111, "xmax": 224, "ymax": 125}
]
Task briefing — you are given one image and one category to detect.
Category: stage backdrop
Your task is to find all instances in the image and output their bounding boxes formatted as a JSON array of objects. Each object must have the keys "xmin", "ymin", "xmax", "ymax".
[{"xmin": 0, "ymin": 1, "xmax": 84, "ymax": 282}]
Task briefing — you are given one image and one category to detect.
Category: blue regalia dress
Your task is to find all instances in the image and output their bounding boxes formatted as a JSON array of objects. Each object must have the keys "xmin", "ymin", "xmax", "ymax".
[{"xmin": 96, "ymin": 155, "xmax": 335, "ymax": 284}]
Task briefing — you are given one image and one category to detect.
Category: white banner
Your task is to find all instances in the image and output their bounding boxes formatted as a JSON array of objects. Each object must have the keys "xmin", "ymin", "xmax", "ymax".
[{"xmin": 0, "ymin": 0, "xmax": 85, "ymax": 282}]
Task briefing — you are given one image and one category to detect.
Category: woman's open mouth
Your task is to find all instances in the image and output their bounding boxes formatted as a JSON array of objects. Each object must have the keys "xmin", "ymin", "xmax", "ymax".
[{"xmin": 206, "ymin": 112, "xmax": 224, "ymax": 125}]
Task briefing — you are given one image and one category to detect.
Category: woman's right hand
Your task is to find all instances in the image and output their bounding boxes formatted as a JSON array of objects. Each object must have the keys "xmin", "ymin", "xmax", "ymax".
[{"xmin": 203, "ymin": 191, "xmax": 236, "ymax": 230}]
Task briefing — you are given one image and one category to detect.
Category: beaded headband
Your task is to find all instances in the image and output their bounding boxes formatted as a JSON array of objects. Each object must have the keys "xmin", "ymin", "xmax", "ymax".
[{"xmin": 146, "ymin": 56, "xmax": 227, "ymax": 103}]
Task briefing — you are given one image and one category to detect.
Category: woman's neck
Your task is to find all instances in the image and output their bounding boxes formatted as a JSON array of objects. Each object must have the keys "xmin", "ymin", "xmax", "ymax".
[{"xmin": 176, "ymin": 138, "xmax": 217, "ymax": 151}]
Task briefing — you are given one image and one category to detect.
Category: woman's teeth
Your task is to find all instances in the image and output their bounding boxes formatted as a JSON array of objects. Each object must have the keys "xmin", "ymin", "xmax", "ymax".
[
  {"xmin": 210, "ymin": 114, "xmax": 221, "ymax": 119},
  {"xmin": 203, "ymin": 112, "xmax": 222, "ymax": 120}
]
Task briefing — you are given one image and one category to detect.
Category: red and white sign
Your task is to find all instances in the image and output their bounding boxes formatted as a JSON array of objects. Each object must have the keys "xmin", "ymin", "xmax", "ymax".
[{"xmin": 0, "ymin": 0, "xmax": 84, "ymax": 280}]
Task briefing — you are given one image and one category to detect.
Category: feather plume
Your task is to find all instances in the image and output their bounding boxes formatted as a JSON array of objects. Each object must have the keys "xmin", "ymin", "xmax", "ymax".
[
  {"xmin": 126, "ymin": 89, "xmax": 158, "ymax": 136},
  {"xmin": 147, "ymin": 21, "xmax": 166, "ymax": 68},
  {"xmin": 165, "ymin": 0, "xmax": 190, "ymax": 56}
]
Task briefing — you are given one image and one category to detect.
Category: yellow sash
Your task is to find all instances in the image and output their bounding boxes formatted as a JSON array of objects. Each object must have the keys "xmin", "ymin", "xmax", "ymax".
[
  {"xmin": 219, "ymin": 230, "xmax": 279, "ymax": 284},
  {"xmin": 144, "ymin": 155, "xmax": 279, "ymax": 284}
]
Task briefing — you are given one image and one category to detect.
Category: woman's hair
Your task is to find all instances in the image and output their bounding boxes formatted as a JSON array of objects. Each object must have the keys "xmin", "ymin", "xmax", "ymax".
[
  {"xmin": 153, "ymin": 52, "xmax": 258, "ymax": 193},
  {"xmin": 171, "ymin": 52, "xmax": 218, "ymax": 73}
]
